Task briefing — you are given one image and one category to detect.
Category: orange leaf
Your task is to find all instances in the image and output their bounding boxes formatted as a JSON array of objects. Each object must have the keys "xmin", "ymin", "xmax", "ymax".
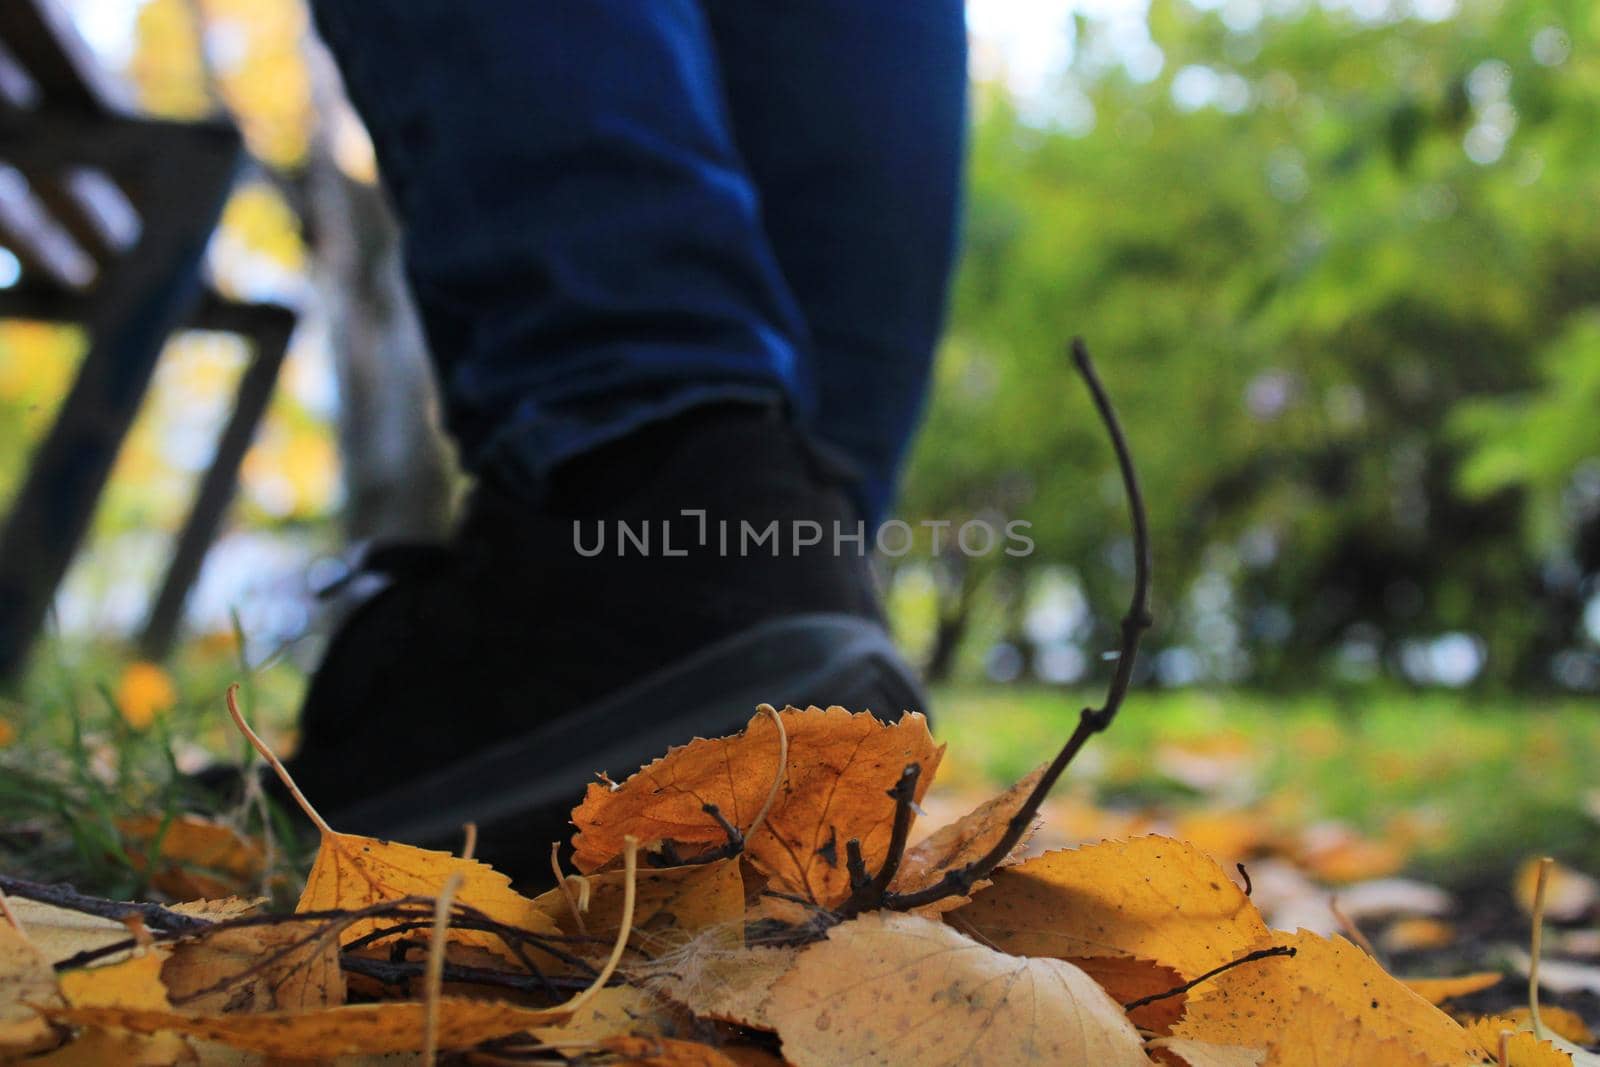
[
  {"xmin": 119, "ymin": 815, "xmax": 265, "ymax": 902},
  {"xmin": 764, "ymin": 911, "xmax": 1150, "ymax": 1067},
  {"xmin": 600, "ymin": 1034, "xmax": 743, "ymax": 1066},
  {"xmin": 951, "ymin": 835, "xmax": 1269, "ymax": 980},
  {"xmin": 572, "ymin": 706, "xmax": 943, "ymax": 907},
  {"xmin": 161, "ymin": 920, "xmax": 345, "ymax": 1013},
  {"xmin": 1068, "ymin": 955, "xmax": 1187, "ymax": 1034}
]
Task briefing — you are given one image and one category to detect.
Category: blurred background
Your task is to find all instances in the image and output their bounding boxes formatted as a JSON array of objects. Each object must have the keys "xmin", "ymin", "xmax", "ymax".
[{"xmin": 3, "ymin": 0, "xmax": 1600, "ymax": 918}]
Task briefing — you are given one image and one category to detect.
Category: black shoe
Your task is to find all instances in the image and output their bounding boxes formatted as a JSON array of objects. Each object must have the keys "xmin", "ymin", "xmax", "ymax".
[{"xmin": 281, "ymin": 404, "xmax": 926, "ymax": 875}]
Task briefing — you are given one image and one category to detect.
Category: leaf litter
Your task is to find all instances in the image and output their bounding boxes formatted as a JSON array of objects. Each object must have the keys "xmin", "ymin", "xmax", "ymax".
[{"xmin": 0, "ymin": 343, "xmax": 1590, "ymax": 1064}]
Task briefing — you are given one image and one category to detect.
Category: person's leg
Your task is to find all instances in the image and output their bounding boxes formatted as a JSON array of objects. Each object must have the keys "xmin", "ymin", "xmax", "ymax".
[
  {"xmin": 702, "ymin": 0, "xmax": 968, "ymax": 525},
  {"xmin": 310, "ymin": 0, "xmax": 816, "ymax": 497}
]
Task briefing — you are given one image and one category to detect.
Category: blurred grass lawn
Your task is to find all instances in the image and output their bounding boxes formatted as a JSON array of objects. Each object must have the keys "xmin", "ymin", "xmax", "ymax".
[
  {"xmin": 2, "ymin": 646, "xmax": 1597, "ymax": 894},
  {"xmin": 930, "ymin": 685, "xmax": 1600, "ymax": 886}
]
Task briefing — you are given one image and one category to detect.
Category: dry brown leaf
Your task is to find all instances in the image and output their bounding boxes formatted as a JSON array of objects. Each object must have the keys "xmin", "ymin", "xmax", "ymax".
[
  {"xmin": 0, "ymin": 916, "xmax": 64, "ymax": 1055},
  {"xmin": 46, "ymin": 995, "xmax": 572, "ymax": 1057},
  {"xmin": 571, "ymin": 706, "xmax": 943, "ymax": 906},
  {"xmin": 600, "ymin": 1034, "xmax": 742, "ymax": 1066},
  {"xmin": 1466, "ymin": 1016, "xmax": 1575, "ymax": 1067},
  {"xmin": 1263, "ymin": 987, "xmax": 1435, "ymax": 1066},
  {"xmin": 297, "ymin": 832, "xmax": 558, "ymax": 955},
  {"xmin": 120, "ymin": 815, "xmax": 266, "ymax": 902},
  {"xmin": 1068, "ymin": 954, "xmax": 1187, "ymax": 1034},
  {"xmin": 1402, "ymin": 971, "xmax": 1503, "ymax": 1005},
  {"xmin": 952, "ymin": 835, "xmax": 1268, "ymax": 980},
  {"xmin": 889, "ymin": 764, "xmax": 1044, "ymax": 914},
  {"xmin": 764, "ymin": 911, "xmax": 1150, "ymax": 1067},
  {"xmin": 40, "ymin": 951, "xmax": 191, "ymax": 1066},
  {"xmin": 1173, "ymin": 930, "xmax": 1482, "ymax": 1066},
  {"xmin": 161, "ymin": 920, "xmax": 345, "ymax": 1013},
  {"xmin": 536, "ymin": 857, "xmax": 745, "ymax": 954},
  {"xmin": 1501, "ymin": 1006, "xmax": 1597, "ymax": 1045},
  {"xmin": 646, "ymin": 943, "xmax": 801, "ymax": 1031},
  {"xmin": 1145, "ymin": 1036, "xmax": 1265, "ymax": 1066}
]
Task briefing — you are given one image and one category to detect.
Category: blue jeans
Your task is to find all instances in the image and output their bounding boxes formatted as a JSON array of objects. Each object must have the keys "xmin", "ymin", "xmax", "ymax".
[{"xmin": 311, "ymin": 0, "xmax": 966, "ymax": 525}]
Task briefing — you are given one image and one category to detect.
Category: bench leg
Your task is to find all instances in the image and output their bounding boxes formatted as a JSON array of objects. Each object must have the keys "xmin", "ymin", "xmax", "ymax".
[{"xmin": 0, "ymin": 143, "xmax": 239, "ymax": 683}]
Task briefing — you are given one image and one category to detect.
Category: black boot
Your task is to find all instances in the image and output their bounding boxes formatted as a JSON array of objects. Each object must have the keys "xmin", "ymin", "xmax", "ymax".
[{"xmin": 281, "ymin": 404, "xmax": 926, "ymax": 874}]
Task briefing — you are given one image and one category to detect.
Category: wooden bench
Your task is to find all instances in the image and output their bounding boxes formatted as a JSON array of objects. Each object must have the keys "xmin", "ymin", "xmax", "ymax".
[{"xmin": 0, "ymin": 0, "xmax": 297, "ymax": 679}]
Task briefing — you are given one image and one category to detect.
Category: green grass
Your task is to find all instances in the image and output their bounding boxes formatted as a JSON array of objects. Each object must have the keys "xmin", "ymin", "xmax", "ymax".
[
  {"xmin": 929, "ymin": 685, "xmax": 1600, "ymax": 885},
  {"xmin": 4, "ymin": 647, "xmax": 1596, "ymax": 896}
]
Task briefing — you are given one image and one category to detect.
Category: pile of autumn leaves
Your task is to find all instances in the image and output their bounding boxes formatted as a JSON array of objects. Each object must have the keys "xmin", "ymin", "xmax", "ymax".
[{"xmin": 0, "ymin": 704, "xmax": 1584, "ymax": 1065}]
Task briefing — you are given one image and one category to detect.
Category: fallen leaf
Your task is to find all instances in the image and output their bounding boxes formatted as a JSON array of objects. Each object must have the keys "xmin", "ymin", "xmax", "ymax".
[
  {"xmin": 572, "ymin": 706, "xmax": 944, "ymax": 906},
  {"xmin": 1517, "ymin": 859, "xmax": 1598, "ymax": 922},
  {"xmin": 1384, "ymin": 917, "xmax": 1458, "ymax": 953},
  {"xmin": 297, "ymin": 833, "xmax": 558, "ymax": 956},
  {"xmin": 1294, "ymin": 823, "xmax": 1407, "ymax": 884},
  {"xmin": 1466, "ymin": 1016, "xmax": 1576, "ymax": 1067},
  {"xmin": 646, "ymin": 943, "xmax": 801, "ymax": 1031},
  {"xmin": 1173, "ymin": 930, "xmax": 1482, "ymax": 1065},
  {"xmin": 1065, "ymin": 955, "xmax": 1187, "ymax": 1034},
  {"xmin": 1402, "ymin": 971, "xmax": 1502, "ymax": 1005},
  {"xmin": 0, "ymin": 916, "xmax": 64, "ymax": 1055},
  {"xmin": 889, "ymin": 764, "xmax": 1044, "ymax": 914},
  {"xmin": 952, "ymin": 835, "xmax": 1268, "ymax": 979},
  {"xmin": 47, "ymin": 995, "xmax": 572, "ymax": 1057},
  {"xmin": 161, "ymin": 920, "xmax": 345, "ymax": 1013},
  {"xmin": 764, "ymin": 911, "xmax": 1150, "ymax": 1066},
  {"xmin": 1145, "ymin": 1036, "xmax": 1265, "ymax": 1066},
  {"xmin": 600, "ymin": 1034, "xmax": 742, "ymax": 1066},
  {"xmin": 42, "ymin": 951, "xmax": 190, "ymax": 1066},
  {"xmin": 1501, "ymin": 1006, "xmax": 1597, "ymax": 1045},
  {"xmin": 1263, "ymin": 986, "xmax": 1435, "ymax": 1066},
  {"xmin": 536, "ymin": 858, "xmax": 744, "ymax": 954},
  {"xmin": 7, "ymin": 899, "xmax": 140, "ymax": 966},
  {"xmin": 530, "ymin": 986, "xmax": 669, "ymax": 1047},
  {"xmin": 1170, "ymin": 810, "xmax": 1272, "ymax": 865},
  {"xmin": 120, "ymin": 815, "xmax": 266, "ymax": 902}
]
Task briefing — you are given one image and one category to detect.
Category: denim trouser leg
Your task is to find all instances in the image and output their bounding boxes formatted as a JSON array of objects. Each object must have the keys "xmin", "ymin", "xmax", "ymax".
[
  {"xmin": 310, "ymin": 1, "xmax": 965, "ymax": 524},
  {"xmin": 704, "ymin": 0, "xmax": 967, "ymax": 522}
]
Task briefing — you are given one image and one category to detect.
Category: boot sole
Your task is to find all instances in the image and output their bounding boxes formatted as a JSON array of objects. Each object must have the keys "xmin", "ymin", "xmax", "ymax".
[{"xmin": 326, "ymin": 612, "xmax": 927, "ymax": 858}]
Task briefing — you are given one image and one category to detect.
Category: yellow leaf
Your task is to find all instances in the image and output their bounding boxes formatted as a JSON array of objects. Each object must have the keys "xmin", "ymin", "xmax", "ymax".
[
  {"xmin": 1516, "ymin": 859, "xmax": 1598, "ymax": 922},
  {"xmin": 951, "ymin": 835, "xmax": 1269, "ymax": 980},
  {"xmin": 43, "ymin": 952, "xmax": 189, "ymax": 1066},
  {"xmin": 1263, "ymin": 987, "xmax": 1436, "ymax": 1066},
  {"xmin": 1173, "ymin": 930, "xmax": 1482, "ymax": 1066},
  {"xmin": 1384, "ymin": 917, "xmax": 1458, "ymax": 953},
  {"xmin": 530, "ymin": 987, "xmax": 672, "ymax": 1047},
  {"xmin": 46, "ymin": 995, "xmax": 572, "ymax": 1058},
  {"xmin": 161, "ymin": 920, "xmax": 345, "ymax": 1013},
  {"xmin": 297, "ymin": 833, "xmax": 558, "ymax": 957},
  {"xmin": 764, "ymin": 911, "xmax": 1151, "ymax": 1067},
  {"xmin": 1402, "ymin": 971, "xmax": 1503, "ymax": 1005},
  {"xmin": 7, "ymin": 900, "xmax": 135, "ymax": 966},
  {"xmin": 572, "ymin": 706, "xmax": 943, "ymax": 907},
  {"xmin": 1501, "ymin": 1006, "xmax": 1597, "ymax": 1046},
  {"xmin": 0, "ymin": 916, "xmax": 64, "ymax": 1055},
  {"xmin": 115, "ymin": 662, "xmax": 177, "ymax": 730},
  {"xmin": 1466, "ymin": 1016, "xmax": 1576, "ymax": 1067},
  {"xmin": 889, "ymin": 763, "xmax": 1044, "ymax": 914}
]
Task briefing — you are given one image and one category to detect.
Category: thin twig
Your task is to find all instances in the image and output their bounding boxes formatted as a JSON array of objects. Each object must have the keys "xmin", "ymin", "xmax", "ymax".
[
  {"xmin": 1122, "ymin": 946, "xmax": 1296, "ymax": 1012},
  {"xmin": 551, "ymin": 843, "xmax": 588, "ymax": 936},
  {"xmin": 1236, "ymin": 862, "xmax": 1252, "ymax": 897},
  {"xmin": 339, "ymin": 955, "xmax": 601, "ymax": 995},
  {"xmin": 424, "ymin": 871, "xmax": 466, "ymax": 1067},
  {"xmin": 552, "ymin": 836, "xmax": 638, "ymax": 1017},
  {"xmin": 1529, "ymin": 856, "xmax": 1553, "ymax": 1042},
  {"xmin": 837, "ymin": 764, "xmax": 922, "ymax": 918},
  {"xmin": 886, "ymin": 338, "xmax": 1152, "ymax": 912},
  {"xmin": 743, "ymin": 704, "xmax": 789, "ymax": 842}
]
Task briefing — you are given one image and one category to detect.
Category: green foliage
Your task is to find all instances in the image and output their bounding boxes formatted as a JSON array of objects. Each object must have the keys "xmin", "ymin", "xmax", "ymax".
[{"xmin": 902, "ymin": 0, "xmax": 1600, "ymax": 687}]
